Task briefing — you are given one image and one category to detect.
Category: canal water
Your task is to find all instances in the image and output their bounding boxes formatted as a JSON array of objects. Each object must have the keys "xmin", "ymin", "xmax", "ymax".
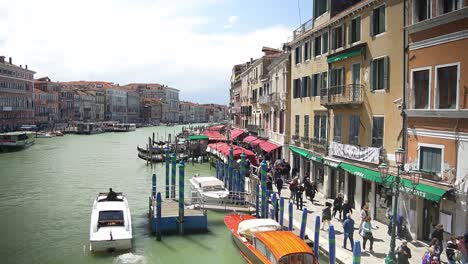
[{"xmin": 0, "ymin": 126, "xmax": 327, "ymax": 264}]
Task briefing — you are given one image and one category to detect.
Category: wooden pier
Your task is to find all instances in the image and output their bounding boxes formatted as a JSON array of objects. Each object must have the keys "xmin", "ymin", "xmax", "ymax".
[{"xmin": 150, "ymin": 200, "xmax": 207, "ymax": 235}]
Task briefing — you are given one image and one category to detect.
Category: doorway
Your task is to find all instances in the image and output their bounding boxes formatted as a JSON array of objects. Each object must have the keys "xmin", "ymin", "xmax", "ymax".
[
  {"xmin": 361, "ymin": 179, "xmax": 372, "ymax": 209},
  {"xmin": 347, "ymin": 173, "xmax": 356, "ymax": 208},
  {"xmin": 422, "ymin": 200, "xmax": 440, "ymax": 241}
]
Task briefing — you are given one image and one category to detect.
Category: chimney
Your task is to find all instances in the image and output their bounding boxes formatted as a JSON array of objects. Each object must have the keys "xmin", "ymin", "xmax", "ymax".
[
  {"xmin": 9, "ymin": 57, "xmax": 12, "ymax": 64},
  {"xmin": 26, "ymin": 65, "xmax": 28, "ymax": 70},
  {"xmin": 250, "ymin": 58, "xmax": 253, "ymax": 63},
  {"xmin": 20, "ymin": 65, "xmax": 22, "ymax": 68},
  {"xmin": 0, "ymin": 56, "xmax": 4, "ymax": 63}
]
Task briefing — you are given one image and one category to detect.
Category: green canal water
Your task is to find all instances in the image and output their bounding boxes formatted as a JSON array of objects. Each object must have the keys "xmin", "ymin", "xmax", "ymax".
[{"xmin": 0, "ymin": 126, "xmax": 327, "ymax": 264}]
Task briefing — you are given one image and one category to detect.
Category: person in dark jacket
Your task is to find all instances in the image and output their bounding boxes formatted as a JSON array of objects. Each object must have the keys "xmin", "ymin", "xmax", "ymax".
[
  {"xmin": 275, "ymin": 177, "xmax": 284, "ymax": 197},
  {"xmin": 431, "ymin": 224, "xmax": 445, "ymax": 258},
  {"xmin": 266, "ymin": 174, "xmax": 273, "ymax": 198},
  {"xmin": 342, "ymin": 213, "xmax": 355, "ymax": 250},
  {"xmin": 107, "ymin": 188, "xmax": 118, "ymax": 201},
  {"xmin": 333, "ymin": 193, "xmax": 344, "ymax": 220},
  {"xmin": 445, "ymin": 236, "xmax": 459, "ymax": 264},
  {"xmin": 296, "ymin": 184, "xmax": 305, "ymax": 210},
  {"xmin": 396, "ymin": 240, "xmax": 412, "ymax": 264},
  {"xmin": 303, "ymin": 177, "xmax": 313, "ymax": 201},
  {"xmin": 321, "ymin": 202, "xmax": 332, "ymax": 230},
  {"xmin": 342, "ymin": 200, "xmax": 353, "ymax": 218}
]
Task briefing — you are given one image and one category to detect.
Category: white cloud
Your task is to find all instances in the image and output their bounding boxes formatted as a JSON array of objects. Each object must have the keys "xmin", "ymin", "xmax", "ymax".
[
  {"xmin": 224, "ymin": 15, "xmax": 238, "ymax": 29},
  {"xmin": 0, "ymin": 0, "xmax": 291, "ymax": 103}
]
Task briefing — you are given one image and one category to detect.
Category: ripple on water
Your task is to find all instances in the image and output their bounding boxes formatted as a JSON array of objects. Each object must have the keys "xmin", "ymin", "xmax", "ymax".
[{"xmin": 114, "ymin": 253, "xmax": 147, "ymax": 264}]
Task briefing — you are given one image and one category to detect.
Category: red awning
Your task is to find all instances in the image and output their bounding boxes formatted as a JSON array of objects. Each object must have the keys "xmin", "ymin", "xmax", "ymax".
[
  {"xmin": 243, "ymin": 135, "xmax": 257, "ymax": 144},
  {"xmin": 259, "ymin": 141, "xmax": 281, "ymax": 153},
  {"xmin": 203, "ymin": 131, "xmax": 226, "ymax": 141},
  {"xmin": 250, "ymin": 138, "xmax": 266, "ymax": 147},
  {"xmin": 208, "ymin": 125, "xmax": 224, "ymax": 131},
  {"xmin": 230, "ymin": 129, "xmax": 245, "ymax": 140}
]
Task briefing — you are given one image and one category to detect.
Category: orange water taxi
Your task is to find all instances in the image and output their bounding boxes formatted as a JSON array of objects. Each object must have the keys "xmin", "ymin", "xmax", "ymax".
[{"xmin": 224, "ymin": 213, "xmax": 318, "ymax": 264}]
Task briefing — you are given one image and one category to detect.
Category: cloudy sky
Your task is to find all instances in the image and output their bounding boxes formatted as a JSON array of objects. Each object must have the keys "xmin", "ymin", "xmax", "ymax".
[{"xmin": 0, "ymin": 0, "xmax": 313, "ymax": 104}]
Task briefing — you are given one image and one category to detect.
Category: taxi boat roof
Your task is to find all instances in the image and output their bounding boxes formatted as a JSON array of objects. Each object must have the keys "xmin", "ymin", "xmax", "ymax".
[{"xmin": 255, "ymin": 231, "xmax": 313, "ymax": 260}]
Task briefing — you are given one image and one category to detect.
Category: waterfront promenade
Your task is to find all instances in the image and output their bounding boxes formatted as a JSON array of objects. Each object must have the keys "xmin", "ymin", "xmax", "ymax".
[{"xmin": 277, "ymin": 185, "xmax": 448, "ymax": 264}]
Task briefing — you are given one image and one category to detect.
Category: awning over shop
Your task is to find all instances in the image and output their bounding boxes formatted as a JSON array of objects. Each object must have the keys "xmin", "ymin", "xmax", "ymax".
[
  {"xmin": 340, "ymin": 163, "xmax": 384, "ymax": 184},
  {"xmin": 203, "ymin": 131, "xmax": 226, "ymax": 141},
  {"xmin": 243, "ymin": 135, "xmax": 258, "ymax": 144},
  {"xmin": 230, "ymin": 129, "xmax": 245, "ymax": 140},
  {"xmin": 288, "ymin": 146, "xmax": 323, "ymax": 163},
  {"xmin": 251, "ymin": 138, "xmax": 265, "ymax": 147},
  {"xmin": 208, "ymin": 125, "xmax": 225, "ymax": 131},
  {"xmin": 259, "ymin": 141, "xmax": 280, "ymax": 153},
  {"xmin": 188, "ymin": 135, "xmax": 209, "ymax": 141},
  {"xmin": 327, "ymin": 48, "xmax": 364, "ymax": 63},
  {"xmin": 388, "ymin": 176, "xmax": 449, "ymax": 202}
]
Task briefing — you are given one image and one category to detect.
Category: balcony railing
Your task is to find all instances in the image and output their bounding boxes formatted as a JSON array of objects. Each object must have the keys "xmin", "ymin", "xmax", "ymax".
[
  {"xmin": 293, "ymin": 18, "xmax": 313, "ymax": 40},
  {"xmin": 301, "ymin": 136, "xmax": 310, "ymax": 143},
  {"xmin": 258, "ymin": 95, "xmax": 270, "ymax": 105},
  {"xmin": 311, "ymin": 137, "xmax": 327, "ymax": 146},
  {"xmin": 291, "ymin": 134, "xmax": 299, "ymax": 141},
  {"xmin": 320, "ymin": 84, "xmax": 364, "ymax": 107}
]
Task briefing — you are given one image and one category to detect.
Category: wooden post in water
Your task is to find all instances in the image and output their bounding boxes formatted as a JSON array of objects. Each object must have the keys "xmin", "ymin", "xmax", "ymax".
[
  {"xmin": 171, "ymin": 153, "xmax": 176, "ymax": 199},
  {"xmin": 165, "ymin": 147, "xmax": 170, "ymax": 199},
  {"xmin": 300, "ymin": 208, "xmax": 308, "ymax": 239},
  {"xmin": 255, "ymin": 184, "xmax": 259, "ymax": 217},
  {"xmin": 152, "ymin": 173, "xmax": 157, "ymax": 198},
  {"xmin": 279, "ymin": 197, "xmax": 285, "ymax": 227},
  {"xmin": 178, "ymin": 160, "xmax": 185, "ymax": 235},
  {"xmin": 271, "ymin": 193, "xmax": 277, "ymax": 221},
  {"xmin": 156, "ymin": 192, "xmax": 162, "ymax": 241},
  {"xmin": 314, "ymin": 215, "xmax": 321, "ymax": 259},
  {"xmin": 329, "ymin": 225, "xmax": 336, "ymax": 264},
  {"xmin": 260, "ymin": 160, "xmax": 267, "ymax": 218},
  {"xmin": 228, "ymin": 146, "xmax": 233, "ymax": 193},
  {"xmin": 146, "ymin": 144, "xmax": 149, "ymax": 166}
]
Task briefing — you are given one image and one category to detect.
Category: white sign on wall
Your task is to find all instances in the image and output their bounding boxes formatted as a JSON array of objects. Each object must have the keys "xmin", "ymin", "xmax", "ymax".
[{"xmin": 329, "ymin": 141, "xmax": 380, "ymax": 164}]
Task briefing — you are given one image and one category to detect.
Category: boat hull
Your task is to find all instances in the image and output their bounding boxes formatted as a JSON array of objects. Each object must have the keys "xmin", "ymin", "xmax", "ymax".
[{"xmin": 90, "ymin": 238, "xmax": 132, "ymax": 252}]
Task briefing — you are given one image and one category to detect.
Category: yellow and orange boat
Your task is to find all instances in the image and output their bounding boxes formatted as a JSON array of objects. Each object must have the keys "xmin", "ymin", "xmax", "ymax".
[{"xmin": 224, "ymin": 213, "xmax": 318, "ymax": 264}]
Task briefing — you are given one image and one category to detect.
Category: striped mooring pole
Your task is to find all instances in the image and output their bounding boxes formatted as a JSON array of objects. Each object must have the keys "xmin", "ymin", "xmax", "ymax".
[
  {"xmin": 271, "ymin": 193, "xmax": 277, "ymax": 220},
  {"xmin": 288, "ymin": 201, "xmax": 293, "ymax": 231},
  {"xmin": 314, "ymin": 215, "xmax": 320, "ymax": 258},
  {"xmin": 152, "ymin": 173, "xmax": 157, "ymax": 198},
  {"xmin": 260, "ymin": 160, "xmax": 267, "ymax": 218},
  {"xmin": 329, "ymin": 224, "xmax": 336, "ymax": 264},
  {"xmin": 279, "ymin": 197, "xmax": 285, "ymax": 227},
  {"xmin": 178, "ymin": 160, "xmax": 185, "ymax": 235},
  {"xmin": 240, "ymin": 153, "xmax": 246, "ymax": 195},
  {"xmin": 165, "ymin": 147, "xmax": 170, "ymax": 199},
  {"xmin": 255, "ymin": 184, "xmax": 260, "ymax": 217},
  {"xmin": 299, "ymin": 208, "xmax": 307, "ymax": 240},
  {"xmin": 228, "ymin": 147, "xmax": 233, "ymax": 192},
  {"xmin": 353, "ymin": 240, "xmax": 361, "ymax": 264},
  {"xmin": 171, "ymin": 153, "xmax": 176, "ymax": 199},
  {"xmin": 156, "ymin": 192, "xmax": 162, "ymax": 241}
]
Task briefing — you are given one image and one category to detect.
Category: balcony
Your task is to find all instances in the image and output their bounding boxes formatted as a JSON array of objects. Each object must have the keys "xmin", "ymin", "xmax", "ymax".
[
  {"xmin": 293, "ymin": 18, "xmax": 313, "ymax": 40},
  {"xmin": 250, "ymin": 97, "xmax": 257, "ymax": 103},
  {"xmin": 311, "ymin": 137, "xmax": 327, "ymax": 146},
  {"xmin": 258, "ymin": 95, "xmax": 270, "ymax": 105},
  {"xmin": 291, "ymin": 134, "xmax": 299, "ymax": 141},
  {"xmin": 247, "ymin": 124, "xmax": 261, "ymax": 133},
  {"xmin": 320, "ymin": 84, "xmax": 363, "ymax": 108}
]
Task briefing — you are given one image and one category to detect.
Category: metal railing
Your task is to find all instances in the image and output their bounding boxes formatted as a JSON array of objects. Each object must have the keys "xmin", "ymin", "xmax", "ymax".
[
  {"xmin": 293, "ymin": 18, "xmax": 314, "ymax": 40},
  {"xmin": 320, "ymin": 84, "xmax": 364, "ymax": 106},
  {"xmin": 301, "ymin": 136, "xmax": 310, "ymax": 143},
  {"xmin": 311, "ymin": 137, "xmax": 327, "ymax": 146},
  {"xmin": 247, "ymin": 124, "xmax": 261, "ymax": 132}
]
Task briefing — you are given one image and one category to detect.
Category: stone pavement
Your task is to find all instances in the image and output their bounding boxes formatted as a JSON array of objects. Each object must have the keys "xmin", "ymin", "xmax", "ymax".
[{"xmin": 274, "ymin": 185, "xmax": 447, "ymax": 264}]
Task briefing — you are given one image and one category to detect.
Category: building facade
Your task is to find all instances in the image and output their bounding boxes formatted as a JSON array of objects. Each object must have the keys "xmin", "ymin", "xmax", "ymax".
[
  {"xmin": 404, "ymin": 1, "xmax": 468, "ymax": 241},
  {"xmin": 126, "ymin": 91, "xmax": 140, "ymax": 123},
  {"xmin": 105, "ymin": 89, "xmax": 127, "ymax": 123},
  {"xmin": 164, "ymin": 87, "xmax": 180, "ymax": 123},
  {"xmin": 0, "ymin": 56, "xmax": 35, "ymax": 132}
]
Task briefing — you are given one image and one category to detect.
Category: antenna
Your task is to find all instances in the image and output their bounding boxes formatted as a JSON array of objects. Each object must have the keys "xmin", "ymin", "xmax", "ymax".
[{"xmin": 297, "ymin": 0, "xmax": 302, "ymax": 25}]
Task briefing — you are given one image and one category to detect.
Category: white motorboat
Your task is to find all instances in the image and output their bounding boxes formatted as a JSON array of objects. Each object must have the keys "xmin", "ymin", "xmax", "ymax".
[
  {"xmin": 36, "ymin": 132, "xmax": 53, "ymax": 138},
  {"xmin": 189, "ymin": 175, "xmax": 230, "ymax": 203},
  {"xmin": 89, "ymin": 192, "xmax": 132, "ymax": 252}
]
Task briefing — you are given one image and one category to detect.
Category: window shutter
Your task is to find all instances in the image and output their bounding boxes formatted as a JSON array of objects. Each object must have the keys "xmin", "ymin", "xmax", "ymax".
[
  {"xmin": 340, "ymin": 68, "xmax": 345, "ymax": 93},
  {"xmin": 349, "ymin": 22, "xmax": 353, "ymax": 44},
  {"xmin": 383, "ymin": 56, "xmax": 389, "ymax": 90},
  {"xmin": 369, "ymin": 60, "xmax": 374, "ymax": 90},
  {"xmin": 317, "ymin": 74, "xmax": 321, "ymax": 96},
  {"xmin": 308, "ymin": 76, "xmax": 312, "ymax": 97},
  {"xmin": 369, "ymin": 12, "xmax": 374, "ymax": 36},
  {"xmin": 356, "ymin": 17, "xmax": 361, "ymax": 41},
  {"xmin": 343, "ymin": 24, "xmax": 347, "ymax": 47}
]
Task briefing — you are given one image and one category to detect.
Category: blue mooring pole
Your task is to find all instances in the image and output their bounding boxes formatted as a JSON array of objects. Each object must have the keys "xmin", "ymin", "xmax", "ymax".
[
  {"xmin": 271, "ymin": 193, "xmax": 277, "ymax": 221},
  {"xmin": 279, "ymin": 197, "xmax": 285, "ymax": 227},
  {"xmin": 329, "ymin": 224, "xmax": 336, "ymax": 264},
  {"xmin": 299, "ymin": 208, "xmax": 307, "ymax": 239},
  {"xmin": 240, "ymin": 153, "xmax": 246, "ymax": 196},
  {"xmin": 353, "ymin": 241, "xmax": 361, "ymax": 264},
  {"xmin": 265, "ymin": 190, "xmax": 269, "ymax": 219},
  {"xmin": 152, "ymin": 173, "xmax": 157, "ymax": 198},
  {"xmin": 178, "ymin": 160, "xmax": 185, "ymax": 235},
  {"xmin": 314, "ymin": 215, "xmax": 320, "ymax": 258},
  {"xmin": 255, "ymin": 184, "xmax": 260, "ymax": 217},
  {"xmin": 228, "ymin": 147, "xmax": 233, "ymax": 193},
  {"xmin": 260, "ymin": 160, "xmax": 267, "ymax": 218},
  {"xmin": 171, "ymin": 153, "xmax": 176, "ymax": 199},
  {"xmin": 288, "ymin": 201, "xmax": 293, "ymax": 231},
  {"xmin": 156, "ymin": 192, "xmax": 162, "ymax": 241},
  {"xmin": 165, "ymin": 147, "xmax": 170, "ymax": 199},
  {"xmin": 215, "ymin": 159, "xmax": 219, "ymax": 179}
]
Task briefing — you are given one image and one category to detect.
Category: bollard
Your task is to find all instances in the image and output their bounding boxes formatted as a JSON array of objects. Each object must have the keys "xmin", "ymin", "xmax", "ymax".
[
  {"xmin": 178, "ymin": 160, "xmax": 185, "ymax": 235},
  {"xmin": 240, "ymin": 153, "xmax": 246, "ymax": 196},
  {"xmin": 352, "ymin": 241, "xmax": 361, "ymax": 264},
  {"xmin": 228, "ymin": 147, "xmax": 234, "ymax": 192},
  {"xmin": 224, "ymin": 163, "xmax": 229, "ymax": 188},
  {"xmin": 171, "ymin": 153, "xmax": 176, "ymax": 199},
  {"xmin": 299, "ymin": 208, "xmax": 307, "ymax": 239},
  {"xmin": 329, "ymin": 225, "xmax": 336, "ymax": 264},
  {"xmin": 271, "ymin": 193, "xmax": 277, "ymax": 221},
  {"xmin": 165, "ymin": 147, "xmax": 170, "ymax": 199},
  {"xmin": 255, "ymin": 184, "xmax": 260, "ymax": 217},
  {"xmin": 288, "ymin": 201, "xmax": 293, "ymax": 231},
  {"xmin": 279, "ymin": 197, "xmax": 285, "ymax": 227},
  {"xmin": 152, "ymin": 173, "xmax": 157, "ymax": 198},
  {"xmin": 156, "ymin": 192, "xmax": 162, "ymax": 241},
  {"xmin": 314, "ymin": 215, "xmax": 320, "ymax": 258},
  {"xmin": 260, "ymin": 160, "xmax": 267, "ymax": 218}
]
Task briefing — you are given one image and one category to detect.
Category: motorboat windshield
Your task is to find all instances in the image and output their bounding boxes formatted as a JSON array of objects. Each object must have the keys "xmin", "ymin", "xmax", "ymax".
[{"xmin": 98, "ymin": 210, "xmax": 124, "ymax": 227}]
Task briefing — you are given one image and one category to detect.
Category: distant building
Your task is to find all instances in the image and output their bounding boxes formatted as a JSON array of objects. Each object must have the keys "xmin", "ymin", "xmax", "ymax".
[
  {"xmin": 126, "ymin": 91, "xmax": 140, "ymax": 123},
  {"xmin": 105, "ymin": 89, "xmax": 127, "ymax": 122},
  {"xmin": 0, "ymin": 56, "xmax": 36, "ymax": 132},
  {"xmin": 140, "ymin": 98, "xmax": 166, "ymax": 125},
  {"xmin": 164, "ymin": 86, "xmax": 180, "ymax": 123},
  {"xmin": 34, "ymin": 77, "xmax": 61, "ymax": 127}
]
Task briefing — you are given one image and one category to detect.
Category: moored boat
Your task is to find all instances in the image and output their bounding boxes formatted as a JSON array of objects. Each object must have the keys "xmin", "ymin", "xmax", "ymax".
[
  {"xmin": 224, "ymin": 213, "xmax": 317, "ymax": 264},
  {"xmin": 137, "ymin": 152, "xmax": 165, "ymax": 162},
  {"xmin": 190, "ymin": 176, "xmax": 229, "ymax": 203},
  {"xmin": 35, "ymin": 132, "xmax": 53, "ymax": 138},
  {"xmin": 113, "ymin": 124, "xmax": 136, "ymax": 132},
  {"xmin": 89, "ymin": 192, "xmax": 132, "ymax": 252},
  {"xmin": 0, "ymin": 132, "xmax": 35, "ymax": 152}
]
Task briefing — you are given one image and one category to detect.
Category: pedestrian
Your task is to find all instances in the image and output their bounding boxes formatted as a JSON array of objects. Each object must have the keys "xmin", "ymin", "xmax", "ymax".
[
  {"xmin": 296, "ymin": 183, "xmax": 305, "ymax": 210},
  {"xmin": 107, "ymin": 188, "xmax": 118, "ymax": 201},
  {"xmin": 275, "ymin": 177, "xmax": 284, "ymax": 197},
  {"xmin": 429, "ymin": 238, "xmax": 442, "ymax": 262},
  {"xmin": 303, "ymin": 177, "xmax": 312, "ymax": 201},
  {"xmin": 446, "ymin": 236, "xmax": 459, "ymax": 264},
  {"xmin": 285, "ymin": 161, "xmax": 291, "ymax": 180},
  {"xmin": 359, "ymin": 204, "xmax": 369, "ymax": 233},
  {"xmin": 309, "ymin": 180, "xmax": 317, "ymax": 203},
  {"xmin": 342, "ymin": 200, "xmax": 353, "ymax": 218},
  {"xmin": 431, "ymin": 224, "xmax": 445, "ymax": 258},
  {"xmin": 342, "ymin": 213, "xmax": 355, "ymax": 250},
  {"xmin": 266, "ymin": 174, "xmax": 273, "ymax": 198},
  {"xmin": 396, "ymin": 240, "xmax": 412, "ymax": 264},
  {"xmin": 456, "ymin": 235, "xmax": 468, "ymax": 264},
  {"xmin": 333, "ymin": 193, "xmax": 344, "ymax": 220},
  {"xmin": 289, "ymin": 177, "xmax": 298, "ymax": 201},
  {"xmin": 361, "ymin": 216, "xmax": 374, "ymax": 252},
  {"xmin": 321, "ymin": 202, "xmax": 332, "ymax": 230}
]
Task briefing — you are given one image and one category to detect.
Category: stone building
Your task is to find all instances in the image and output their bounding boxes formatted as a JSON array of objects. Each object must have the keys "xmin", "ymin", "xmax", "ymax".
[{"xmin": 105, "ymin": 89, "xmax": 127, "ymax": 123}]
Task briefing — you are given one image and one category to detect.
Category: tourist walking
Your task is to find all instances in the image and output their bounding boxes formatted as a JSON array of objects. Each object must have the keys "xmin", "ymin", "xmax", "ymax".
[
  {"xmin": 431, "ymin": 224, "xmax": 445, "ymax": 258},
  {"xmin": 332, "ymin": 193, "xmax": 344, "ymax": 220},
  {"xmin": 321, "ymin": 202, "xmax": 332, "ymax": 230},
  {"xmin": 446, "ymin": 236, "xmax": 459, "ymax": 264},
  {"xmin": 342, "ymin": 200, "xmax": 353, "ymax": 218},
  {"xmin": 289, "ymin": 177, "xmax": 298, "ymax": 201},
  {"xmin": 266, "ymin": 174, "xmax": 273, "ymax": 198},
  {"xmin": 429, "ymin": 238, "xmax": 442, "ymax": 262},
  {"xmin": 296, "ymin": 183, "xmax": 305, "ymax": 210},
  {"xmin": 303, "ymin": 177, "xmax": 312, "ymax": 201},
  {"xmin": 361, "ymin": 216, "xmax": 375, "ymax": 251},
  {"xmin": 359, "ymin": 204, "xmax": 370, "ymax": 233},
  {"xmin": 456, "ymin": 235, "xmax": 468, "ymax": 264},
  {"xmin": 396, "ymin": 240, "xmax": 412, "ymax": 264},
  {"xmin": 275, "ymin": 177, "xmax": 284, "ymax": 197},
  {"xmin": 342, "ymin": 213, "xmax": 355, "ymax": 250}
]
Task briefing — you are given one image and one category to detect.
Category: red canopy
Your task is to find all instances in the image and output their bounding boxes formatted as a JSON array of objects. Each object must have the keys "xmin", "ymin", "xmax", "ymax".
[
  {"xmin": 208, "ymin": 125, "xmax": 224, "ymax": 131},
  {"xmin": 243, "ymin": 135, "xmax": 257, "ymax": 144},
  {"xmin": 203, "ymin": 130, "xmax": 226, "ymax": 141},
  {"xmin": 250, "ymin": 138, "xmax": 266, "ymax": 147},
  {"xmin": 207, "ymin": 143, "xmax": 257, "ymax": 166},
  {"xmin": 259, "ymin": 141, "xmax": 280, "ymax": 153},
  {"xmin": 229, "ymin": 129, "xmax": 245, "ymax": 140}
]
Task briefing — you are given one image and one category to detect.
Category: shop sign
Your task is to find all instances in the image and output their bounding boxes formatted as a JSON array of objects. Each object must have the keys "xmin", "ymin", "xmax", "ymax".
[
  {"xmin": 329, "ymin": 142, "xmax": 380, "ymax": 164},
  {"xmin": 324, "ymin": 160, "xmax": 340, "ymax": 168},
  {"xmin": 399, "ymin": 185, "xmax": 427, "ymax": 199}
]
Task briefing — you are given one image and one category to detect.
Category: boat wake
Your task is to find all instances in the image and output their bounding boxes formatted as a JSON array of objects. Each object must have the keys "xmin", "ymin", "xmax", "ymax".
[{"xmin": 114, "ymin": 253, "xmax": 147, "ymax": 264}]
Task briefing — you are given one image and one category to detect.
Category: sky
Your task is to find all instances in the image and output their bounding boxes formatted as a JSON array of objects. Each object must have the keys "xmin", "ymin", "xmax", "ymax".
[{"xmin": 0, "ymin": 0, "xmax": 313, "ymax": 104}]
